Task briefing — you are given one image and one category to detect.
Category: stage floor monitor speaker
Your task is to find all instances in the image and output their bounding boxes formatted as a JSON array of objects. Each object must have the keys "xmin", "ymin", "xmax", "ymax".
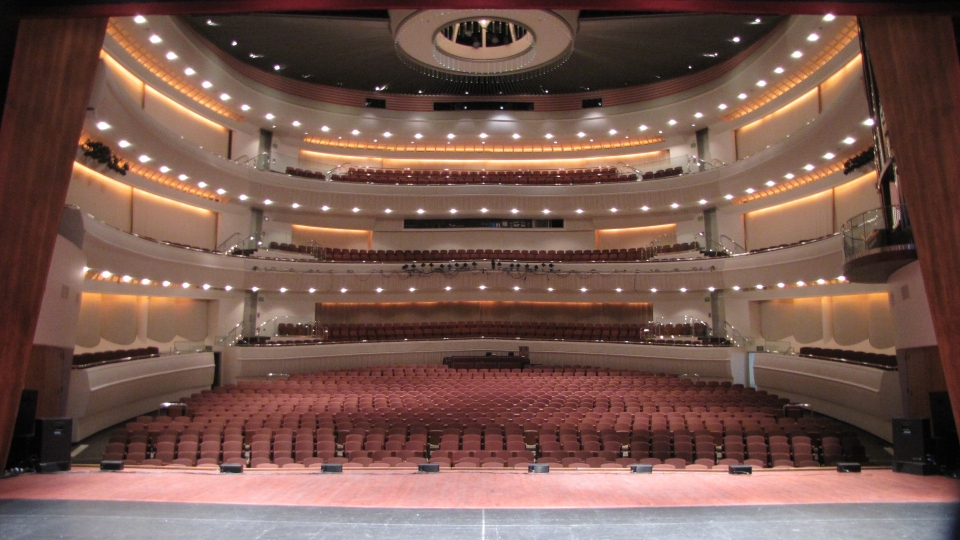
[
  {"xmin": 729, "ymin": 465, "xmax": 752, "ymax": 475},
  {"xmin": 33, "ymin": 418, "xmax": 72, "ymax": 473}
]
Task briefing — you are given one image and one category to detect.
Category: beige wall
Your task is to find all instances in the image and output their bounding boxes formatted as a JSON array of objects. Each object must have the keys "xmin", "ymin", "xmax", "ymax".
[
  {"xmin": 66, "ymin": 163, "xmax": 132, "ymax": 230},
  {"xmin": 76, "ymin": 293, "xmax": 210, "ymax": 351},
  {"xmin": 291, "ymin": 224, "xmax": 372, "ymax": 250},
  {"xmin": 757, "ymin": 293, "xmax": 895, "ymax": 352},
  {"xmin": 745, "ymin": 190, "xmax": 834, "ymax": 250},
  {"xmin": 736, "ymin": 88, "xmax": 820, "ymax": 159},
  {"xmin": 143, "ymin": 85, "xmax": 230, "ymax": 157},
  {"xmin": 131, "ymin": 190, "xmax": 218, "ymax": 249},
  {"xmin": 317, "ymin": 301, "xmax": 653, "ymax": 325},
  {"xmin": 834, "ymin": 171, "xmax": 881, "ymax": 230},
  {"xmin": 597, "ymin": 224, "xmax": 676, "ymax": 250}
]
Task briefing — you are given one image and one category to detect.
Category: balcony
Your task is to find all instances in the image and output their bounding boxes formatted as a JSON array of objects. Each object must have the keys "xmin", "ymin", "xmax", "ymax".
[{"xmin": 841, "ymin": 205, "xmax": 916, "ymax": 283}]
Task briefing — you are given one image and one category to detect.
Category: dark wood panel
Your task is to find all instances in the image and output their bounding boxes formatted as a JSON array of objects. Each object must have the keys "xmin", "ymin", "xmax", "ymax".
[
  {"xmin": 0, "ymin": 17, "xmax": 107, "ymax": 469},
  {"xmin": 860, "ymin": 15, "xmax": 960, "ymax": 440}
]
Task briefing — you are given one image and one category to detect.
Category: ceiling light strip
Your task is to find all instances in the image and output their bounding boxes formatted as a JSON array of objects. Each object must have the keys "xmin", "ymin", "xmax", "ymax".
[
  {"xmin": 722, "ymin": 20, "xmax": 859, "ymax": 122},
  {"xmin": 106, "ymin": 20, "xmax": 245, "ymax": 123}
]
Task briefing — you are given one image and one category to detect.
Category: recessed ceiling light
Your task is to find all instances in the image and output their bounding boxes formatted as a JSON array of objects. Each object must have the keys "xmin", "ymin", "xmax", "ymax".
[
  {"xmin": 698, "ymin": 199, "xmax": 707, "ymax": 205},
  {"xmin": 239, "ymin": 194, "xmax": 248, "ymax": 201},
  {"xmin": 479, "ymin": 285, "xmax": 487, "ymax": 290},
  {"xmin": 321, "ymin": 205, "xmax": 329, "ymax": 211},
  {"xmin": 784, "ymin": 173, "xmax": 795, "ymax": 179},
  {"xmin": 803, "ymin": 164, "xmax": 815, "ymax": 171},
  {"xmin": 351, "ymin": 129, "xmax": 360, "ymax": 135},
  {"xmin": 96, "ymin": 121, "xmax": 111, "ymax": 130},
  {"xmin": 202, "ymin": 283, "xmax": 212, "ymax": 290},
  {"xmin": 240, "ymin": 104, "xmax": 250, "ymax": 111},
  {"xmin": 650, "ymin": 288, "xmax": 657, "ymax": 293},
  {"xmin": 756, "ymin": 80, "xmax": 767, "ymax": 87},
  {"xmin": 149, "ymin": 35, "xmax": 162, "ymax": 44},
  {"xmin": 165, "ymin": 51, "xmax": 178, "ymax": 60},
  {"xmin": 352, "ymin": 207, "xmax": 360, "ymax": 213},
  {"xmin": 738, "ymin": 93, "xmax": 748, "ymax": 100},
  {"xmin": 251, "ymin": 286, "xmax": 259, "ymax": 292},
  {"xmin": 375, "ymin": 288, "xmax": 384, "ymax": 293},
  {"xmin": 745, "ymin": 188, "xmax": 755, "ymax": 194},
  {"xmin": 671, "ymin": 203, "xmax": 680, "ymax": 209},
  {"xmin": 292, "ymin": 120, "xmax": 301, "ymax": 127},
  {"xmin": 732, "ymin": 285, "xmax": 741, "ymax": 291},
  {"xmin": 478, "ymin": 133, "xmax": 488, "ymax": 139},
  {"xmin": 756, "ymin": 284, "xmax": 765, "ymax": 290},
  {"xmin": 615, "ymin": 288, "xmax": 623, "ymax": 293},
  {"xmin": 544, "ymin": 133, "xmax": 554, "ymax": 139},
  {"xmin": 216, "ymin": 188, "xmax": 226, "ymax": 195},
  {"xmin": 732, "ymin": 36, "xmax": 741, "ymax": 43},
  {"xmin": 765, "ymin": 180, "xmax": 776, "ymax": 187},
  {"xmin": 182, "ymin": 282, "xmax": 191, "ymax": 289},
  {"xmin": 384, "ymin": 208, "xmax": 392, "ymax": 214},
  {"xmin": 680, "ymin": 288, "xmax": 687, "ymax": 293},
  {"xmin": 823, "ymin": 152, "xmax": 836, "ymax": 159},
  {"xmin": 608, "ymin": 129, "xmax": 617, "ymax": 135},
  {"xmin": 117, "ymin": 140, "xmax": 131, "ymax": 148},
  {"xmin": 409, "ymin": 287, "xmax": 416, "ymax": 293},
  {"xmin": 511, "ymin": 209, "xmax": 519, "ymax": 214},
  {"xmin": 137, "ymin": 155, "xmax": 151, "ymax": 163},
  {"xmin": 120, "ymin": 275, "xmax": 132, "ymax": 283},
  {"xmin": 159, "ymin": 166, "xmax": 170, "ymax": 173},
  {"xmin": 807, "ymin": 33, "xmax": 820, "ymax": 42},
  {"xmin": 609, "ymin": 208, "xmax": 617, "ymax": 213},
  {"xmin": 416, "ymin": 209, "xmax": 425, "ymax": 214},
  {"xmin": 823, "ymin": 13, "xmax": 836, "ymax": 21},
  {"xmin": 447, "ymin": 133, "xmax": 455, "ymax": 139},
  {"xmin": 263, "ymin": 199, "xmax": 273, "ymax": 205},
  {"xmin": 791, "ymin": 50, "xmax": 804, "ymax": 58},
  {"xmin": 843, "ymin": 137, "xmax": 856, "ymax": 144},
  {"xmin": 718, "ymin": 103, "xmax": 727, "ymax": 110},
  {"xmin": 542, "ymin": 209, "xmax": 551, "ymax": 214},
  {"xmin": 641, "ymin": 206, "xmax": 649, "ymax": 211},
  {"xmin": 162, "ymin": 281, "xmax": 172, "ymax": 288},
  {"xmin": 724, "ymin": 194, "xmax": 734, "ymax": 200},
  {"xmin": 133, "ymin": 15, "xmax": 147, "ymax": 24},
  {"xmin": 774, "ymin": 66, "xmax": 784, "ymax": 74},
  {"xmin": 265, "ymin": 113, "xmax": 275, "ymax": 120},
  {"xmin": 480, "ymin": 208, "xmax": 489, "ymax": 213},
  {"xmin": 694, "ymin": 112, "xmax": 703, "ymax": 118},
  {"xmin": 575, "ymin": 209, "xmax": 584, "ymax": 214},
  {"xmin": 223, "ymin": 285, "xmax": 232, "ymax": 291},
  {"xmin": 796, "ymin": 281, "xmax": 806, "ymax": 287},
  {"xmin": 201, "ymin": 81, "xmax": 213, "ymax": 89},
  {"xmin": 183, "ymin": 68, "xmax": 196, "ymax": 77},
  {"xmin": 708, "ymin": 287, "xmax": 716, "ymax": 292},
  {"xmin": 291, "ymin": 203, "xmax": 300, "ymax": 209},
  {"xmin": 273, "ymin": 64, "xmax": 284, "ymax": 71},
  {"xmin": 178, "ymin": 174, "xmax": 189, "ymax": 180},
  {"xmin": 340, "ymin": 288, "xmax": 348, "ymax": 293},
  {"xmin": 580, "ymin": 287, "xmax": 588, "ymax": 292},
  {"xmin": 547, "ymin": 287, "xmax": 554, "ymax": 292},
  {"xmin": 863, "ymin": 118, "xmax": 875, "ymax": 126},
  {"xmin": 383, "ymin": 131, "xmax": 392, "ymax": 138},
  {"xmin": 513, "ymin": 286, "xmax": 521, "ymax": 291},
  {"xmin": 449, "ymin": 208, "xmax": 457, "ymax": 214},
  {"xmin": 777, "ymin": 283, "xmax": 785, "ymax": 288},
  {"xmin": 667, "ymin": 119, "xmax": 677, "ymax": 125},
  {"xmin": 837, "ymin": 275, "xmax": 847, "ymax": 282},
  {"xmin": 638, "ymin": 125, "xmax": 648, "ymax": 131},
  {"xmin": 577, "ymin": 132, "xmax": 586, "ymax": 138}
]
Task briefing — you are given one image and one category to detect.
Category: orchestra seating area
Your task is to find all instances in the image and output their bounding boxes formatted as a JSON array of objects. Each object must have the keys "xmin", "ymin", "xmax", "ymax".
[
  {"xmin": 266, "ymin": 243, "xmax": 702, "ymax": 262},
  {"xmin": 100, "ymin": 365, "xmax": 866, "ymax": 470},
  {"xmin": 270, "ymin": 320, "xmax": 713, "ymax": 344},
  {"xmin": 72, "ymin": 347, "xmax": 160, "ymax": 367},
  {"xmin": 798, "ymin": 347, "xmax": 898, "ymax": 369}
]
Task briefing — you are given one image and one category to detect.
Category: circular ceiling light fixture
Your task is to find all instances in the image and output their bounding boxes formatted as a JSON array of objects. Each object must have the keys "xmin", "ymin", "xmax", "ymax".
[{"xmin": 394, "ymin": 10, "xmax": 576, "ymax": 85}]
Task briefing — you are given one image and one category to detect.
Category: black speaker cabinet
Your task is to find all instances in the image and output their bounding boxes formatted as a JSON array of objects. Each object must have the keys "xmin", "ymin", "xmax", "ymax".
[
  {"xmin": 418, "ymin": 463, "xmax": 440, "ymax": 473},
  {"xmin": 893, "ymin": 461, "xmax": 935, "ymax": 476},
  {"xmin": 33, "ymin": 418, "xmax": 71, "ymax": 473},
  {"xmin": 219, "ymin": 463, "xmax": 243, "ymax": 474},
  {"xmin": 893, "ymin": 418, "xmax": 930, "ymax": 463},
  {"xmin": 321, "ymin": 463, "xmax": 343, "ymax": 473},
  {"xmin": 528, "ymin": 463, "xmax": 550, "ymax": 473},
  {"xmin": 729, "ymin": 464, "xmax": 752, "ymax": 475},
  {"xmin": 836, "ymin": 462, "xmax": 862, "ymax": 473},
  {"xmin": 100, "ymin": 460, "xmax": 124, "ymax": 471},
  {"xmin": 630, "ymin": 464, "xmax": 653, "ymax": 474}
]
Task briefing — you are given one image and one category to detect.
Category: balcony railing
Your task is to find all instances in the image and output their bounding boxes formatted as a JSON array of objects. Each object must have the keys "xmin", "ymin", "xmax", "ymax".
[{"xmin": 841, "ymin": 205, "xmax": 913, "ymax": 261}]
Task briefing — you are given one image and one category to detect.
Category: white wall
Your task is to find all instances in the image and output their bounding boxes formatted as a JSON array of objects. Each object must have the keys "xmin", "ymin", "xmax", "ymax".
[
  {"xmin": 217, "ymin": 209, "xmax": 253, "ymax": 250},
  {"xmin": 887, "ymin": 262, "xmax": 937, "ymax": 349},
  {"xmin": 708, "ymin": 129, "xmax": 737, "ymax": 165},
  {"xmin": 230, "ymin": 128, "xmax": 260, "ymax": 163},
  {"xmin": 33, "ymin": 237, "xmax": 86, "ymax": 349},
  {"xmin": 675, "ymin": 217, "xmax": 704, "ymax": 246},
  {"xmin": 652, "ymin": 298, "xmax": 711, "ymax": 325}
]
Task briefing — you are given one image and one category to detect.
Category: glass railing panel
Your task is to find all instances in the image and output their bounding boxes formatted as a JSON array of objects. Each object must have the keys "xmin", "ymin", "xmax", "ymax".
[{"xmin": 841, "ymin": 205, "xmax": 913, "ymax": 260}]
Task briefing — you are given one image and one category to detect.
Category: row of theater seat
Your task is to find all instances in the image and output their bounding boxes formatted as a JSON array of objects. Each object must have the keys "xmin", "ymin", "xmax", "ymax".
[
  {"xmin": 265, "ymin": 243, "xmax": 702, "ymax": 262},
  {"xmin": 102, "ymin": 365, "xmax": 864, "ymax": 469},
  {"xmin": 288, "ymin": 166, "xmax": 691, "ymax": 186},
  {"xmin": 798, "ymin": 347, "xmax": 897, "ymax": 369},
  {"xmin": 73, "ymin": 347, "xmax": 160, "ymax": 367}
]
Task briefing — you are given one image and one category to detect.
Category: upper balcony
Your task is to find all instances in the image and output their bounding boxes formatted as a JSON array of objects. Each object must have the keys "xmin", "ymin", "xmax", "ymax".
[{"xmin": 841, "ymin": 205, "xmax": 916, "ymax": 283}]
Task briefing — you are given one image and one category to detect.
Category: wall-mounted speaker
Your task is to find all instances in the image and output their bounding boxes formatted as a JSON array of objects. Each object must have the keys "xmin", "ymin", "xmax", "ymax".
[
  {"xmin": 630, "ymin": 464, "xmax": 653, "ymax": 474},
  {"xmin": 321, "ymin": 463, "xmax": 343, "ymax": 473},
  {"xmin": 729, "ymin": 465, "xmax": 752, "ymax": 475},
  {"xmin": 528, "ymin": 463, "xmax": 550, "ymax": 473}
]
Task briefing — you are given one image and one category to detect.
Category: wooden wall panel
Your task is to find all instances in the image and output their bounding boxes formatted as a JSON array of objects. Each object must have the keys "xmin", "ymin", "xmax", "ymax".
[
  {"xmin": 0, "ymin": 17, "xmax": 107, "ymax": 470},
  {"xmin": 861, "ymin": 15, "xmax": 960, "ymax": 434}
]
